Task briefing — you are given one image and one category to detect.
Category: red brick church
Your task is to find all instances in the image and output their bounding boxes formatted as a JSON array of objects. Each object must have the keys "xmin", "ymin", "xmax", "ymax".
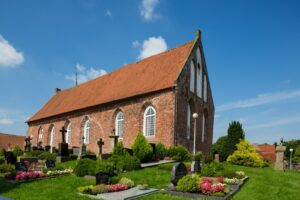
[{"xmin": 26, "ymin": 30, "xmax": 215, "ymax": 156}]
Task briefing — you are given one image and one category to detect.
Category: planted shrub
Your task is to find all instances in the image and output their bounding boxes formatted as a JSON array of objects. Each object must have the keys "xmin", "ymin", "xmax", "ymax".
[
  {"xmin": 38, "ymin": 152, "xmax": 57, "ymax": 160},
  {"xmin": 96, "ymin": 160, "xmax": 115, "ymax": 176},
  {"xmin": 227, "ymin": 140, "xmax": 265, "ymax": 167},
  {"xmin": 112, "ymin": 142, "xmax": 129, "ymax": 156},
  {"xmin": 176, "ymin": 175, "xmax": 200, "ymax": 193},
  {"xmin": 27, "ymin": 150, "xmax": 44, "ymax": 157},
  {"xmin": 119, "ymin": 177, "xmax": 134, "ymax": 188},
  {"xmin": 293, "ymin": 146, "xmax": 300, "ymax": 163},
  {"xmin": 0, "ymin": 148, "xmax": 6, "ymax": 157},
  {"xmin": 77, "ymin": 185, "xmax": 94, "ymax": 194},
  {"xmin": 221, "ymin": 170, "xmax": 238, "ymax": 179},
  {"xmin": 13, "ymin": 145, "xmax": 23, "ymax": 157},
  {"xmin": 131, "ymin": 132, "xmax": 153, "ymax": 163},
  {"xmin": 108, "ymin": 155, "xmax": 140, "ymax": 173},
  {"xmin": 194, "ymin": 151, "xmax": 203, "ymax": 162},
  {"xmin": 0, "ymin": 164, "xmax": 15, "ymax": 173},
  {"xmin": 201, "ymin": 162, "xmax": 224, "ymax": 177},
  {"xmin": 155, "ymin": 143, "xmax": 167, "ymax": 160},
  {"xmin": 74, "ymin": 159, "xmax": 96, "ymax": 177},
  {"xmin": 168, "ymin": 145, "xmax": 191, "ymax": 161},
  {"xmin": 91, "ymin": 184, "xmax": 108, "ymax": 195}
]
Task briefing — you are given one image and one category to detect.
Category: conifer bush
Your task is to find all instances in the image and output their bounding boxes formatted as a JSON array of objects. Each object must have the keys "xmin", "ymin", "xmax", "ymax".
[
  {"xmin": 112, "ymin": 142, "xmax": 129, "ymax": 156},
  {"xmin": 74, "ymin": 158, "xmax": 97, "ymax": 177},
  {"xmin": 131, "ymin": 132, "xmax": 153, "ymax": 162},
  {"xmin": 155, "ymin": 143, "xmax": 167, "ymax": 160},
  {"xmin": 13, "ymin": 145, "xmax": 23, "ymax": 157},
  {"xmin": 167, "ymin": 145, "xmax": 191, "ymax": 161}
]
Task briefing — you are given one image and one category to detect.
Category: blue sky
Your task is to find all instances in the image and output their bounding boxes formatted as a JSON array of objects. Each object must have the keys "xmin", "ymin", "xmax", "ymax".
[{"xmin": 0, "ymin": 0, "xmax": 300, "ymax": 144}]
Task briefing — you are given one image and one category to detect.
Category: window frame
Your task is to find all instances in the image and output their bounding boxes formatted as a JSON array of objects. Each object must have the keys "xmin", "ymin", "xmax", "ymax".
[
  {"xmin": 115, "ymin": 112, "xmax": 124, "ymax": 138},
  {"xmin": 83, "ymin": 120, "xmax": 90, "ymax": 144},
  {"xmin": 66, "ymin": 122, "xmax": 71, "ymax": 144},
  {"xmin": 143, "ymin": 106, "xmax": 156, "ymax": 137}
]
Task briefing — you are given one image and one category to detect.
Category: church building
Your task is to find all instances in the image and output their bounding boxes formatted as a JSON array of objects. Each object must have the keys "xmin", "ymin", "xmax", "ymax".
[{"xmin": 26, "ymin": 30, "xmax": 215, "ymax": 156}]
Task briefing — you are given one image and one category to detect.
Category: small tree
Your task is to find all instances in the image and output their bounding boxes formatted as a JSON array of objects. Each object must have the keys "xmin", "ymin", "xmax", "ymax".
[
  {"xmin": 226, "ymin": 121, "xmax": 245, "ymax": 156},
  {"xmin": 292, "ymin": 146, "xmax": 300, "ymax": 163},
  {"xmin": 131, "ymin": 132, "xmax": 153, "ymax": 163},
  {"xmin": 155, "ymin": 143, "xmax": 167, "ymax": 160},
  {"xmin": 13, "ymin": 145, "xmax": 23, "ymax": 157},
  {"xmin": 112, "ymin": 141, "xmax": 129, "ymax": 156},
  {"xmin": 212, "ymin": 136, "xmax": 229, "ymax": 161},
  {"xmin": 227, "ymin": 140, "xmax": 265, "ymax": 167}
]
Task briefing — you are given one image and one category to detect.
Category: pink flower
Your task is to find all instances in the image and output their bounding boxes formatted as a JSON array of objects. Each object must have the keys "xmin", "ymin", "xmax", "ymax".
[
  {"xmin": 202, "ymin": 177, "xmax": 213, "ymax": 184},
  {"xmin": 211, "ymin": 184, "xmax": 225, "ymax": 193},
  {"xmin": 106, "ymin": 184, "xmax": 128, "ymax": 192},
  {"xmin": 216, "ymin": 177, "xmax": 224, "ymax": 183},
  {"xmin": 200, "ymin": 182, "xmax": 212, "ymax": 195}
]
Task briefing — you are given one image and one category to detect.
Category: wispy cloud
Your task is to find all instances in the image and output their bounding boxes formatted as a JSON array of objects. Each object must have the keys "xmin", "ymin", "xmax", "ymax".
[
  {"xmin": 217, "ymin": 89, "xmax": 300, "ymax": 112},
  {"xmin": 0, "ymin": 118, "xmax": 14, "ymax": 125},
  {"xmin": 65, "ymin": 64, "xmax": 107, "ymax": 85},
  {"xmin": 134, "ymin": 36, "xmax": 167, "ymax": 59},
  {"xmin": 139, "ymin": 0, "xmax": 160, "ymax": 21},
  {"xmin": 0, "ymin": 35, "xmax": 24, "ymax": 67},
  {"xmin": 248, "ymin": 117, "xmax": 300, "ymax": 129},
  {"xmin": 106, "ymin": 9, "xmax": 112, "ymax": 17}
]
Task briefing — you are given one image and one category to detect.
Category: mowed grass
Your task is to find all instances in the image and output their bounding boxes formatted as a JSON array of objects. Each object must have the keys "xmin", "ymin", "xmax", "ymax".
[{"xmin": 0, "ymin": 161, "xmax": 300, "ymax": 200}]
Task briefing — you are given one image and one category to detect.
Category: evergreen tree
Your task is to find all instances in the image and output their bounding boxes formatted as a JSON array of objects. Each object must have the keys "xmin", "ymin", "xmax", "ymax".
[
  {"xmin": 226, "ymin": 121, "xmax": 245, "ymax": 157},
  {"xmin": 212, "ymin": 136, "xmax": 228, "ymax": 161}
]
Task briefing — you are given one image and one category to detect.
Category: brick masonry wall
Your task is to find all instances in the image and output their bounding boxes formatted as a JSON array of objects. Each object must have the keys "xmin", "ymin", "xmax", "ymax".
[
  {"xmin": 27, "ymin": 90, "xmax": 175, "ymax": 154},
  {"xmin": 175, "ymin": 38, "xmax": 215, "ymax": 157}
]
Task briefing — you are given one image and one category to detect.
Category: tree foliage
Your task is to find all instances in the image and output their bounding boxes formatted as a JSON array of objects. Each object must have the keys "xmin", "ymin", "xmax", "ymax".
[
  {"xmin": 131, "ymin": 132, "xmax": 153, "ymax": 163},
  {"xmin": 212, "ymin": 136, "xmax": 229, "ymax": 161},
  {"xmin": 226, "ymin": 121, "xmax": 245, "ymax": 157}
]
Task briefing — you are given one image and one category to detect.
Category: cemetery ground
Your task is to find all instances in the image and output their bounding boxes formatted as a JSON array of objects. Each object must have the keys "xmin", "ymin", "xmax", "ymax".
[{"xmin": 1, "ymin": 161, "xmax": 300, "ymax": 200}]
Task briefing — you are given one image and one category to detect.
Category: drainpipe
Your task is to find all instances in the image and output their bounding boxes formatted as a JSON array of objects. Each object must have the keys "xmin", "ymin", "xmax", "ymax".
[{"xmin": 174, "ymin": 84, "xmax": 178, "ymax": 146}]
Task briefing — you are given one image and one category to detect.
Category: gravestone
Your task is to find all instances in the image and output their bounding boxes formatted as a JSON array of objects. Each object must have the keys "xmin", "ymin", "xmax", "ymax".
[
  {"xmin": 170, "ymin": 162, "xmax": 188, "ymax": 186},
  {"xmin": 20, "ymin": 157, "xmax": 38, "ymax": 163},
  {"xmin": 32, "ymin": 146, "xmax": 38, "ymax": 151},
  {"xmin": 96, "ymin": 172, "xmax": 110, "ymax": 185},
  {"xmin": 57, "ymin": 127, "xmax": 70, "ymax": 162},
  {"xmin": 82, "ymin": 154, "xmax": 97, "ymax": 160},
  {"xmin": 15, "ymin": 162, "xmax": 28, "ymax": 171},
  {"xmin": 97, "ymin": 138, "xmax": 104, "ymax": 160},
  {"xmin": 109, "ymin": 130, "xmax": 119, "ymax": 153},
  {"xmin": 274, "ymin": 145, "xmax": 286, "ymax": 171},
  {"xmin": 24, "ymin": 136, "xmax": 32, "ymax": 153},
  {"xmin": 45, "ymin": 160, "xmax": 56, "ymax": 169},
  {"xmin": 5, "ymin": 151, "xmax": 16, "ymax": 165},
  {"xmin": 72, "ymin": 147, "xmax": 80, "ymax": 155},
  {"xmin": 45, "ymin": 145, "xmax": 51, "ymax": 152},
  {"xmin": 214, "ymin": 154, "xmax": 220, "ymax": 162},
  {"xmin": 77, "ymin": 136, "xmax": 87, "ymax": 160}
]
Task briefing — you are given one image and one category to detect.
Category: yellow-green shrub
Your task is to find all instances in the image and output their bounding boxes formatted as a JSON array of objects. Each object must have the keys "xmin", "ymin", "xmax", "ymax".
[{"xmin": 227, "ymin": 140, "xmax": 265, "ymax": 167}]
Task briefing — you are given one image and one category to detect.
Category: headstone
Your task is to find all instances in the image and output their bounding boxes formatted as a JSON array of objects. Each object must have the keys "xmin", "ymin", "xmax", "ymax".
[
  {"xmin": 97, "ymin": 138, "xmax": 104, "ymax": 160},
  {"xmin": 170, "ymin": 162, "xmax": 188, "ymax": 186},
  {"xmin": 109, "ymin": 130, "xmax": 119, "ymax": 153},
  {"xmin": 15, "ymin": 162, "xmax": 28, "ymax": 171},
  {"xmin": 45, "ymin": 160, "xmax": 56, "ymax": 169},
  {"xmin": 82, "ymin": 154, "xmax": 97, "ymax": 160},
  {"xmin": 24, "ymin": 136, "xmax": 32, "ymax": 152},
  {"xmin": 45, "ymin": 145, "xmax": 51, "ymax": 152},
  {"xmin": 72, "ymin": 147, "xmax": 80, "ymax": 155},
  {"xmin": 214, "ymin": 154, "xmax": 220, "ymax": 162},
  {"xmin": 5, "ymin": 151, "xmax": 16, "ymax": 165},
  {"xmin": 77, "ymin": 136, "xmax": 87, "ymax": 160},
  {"xmin": 96, "ymin": 172, "xmax": 110, "ymax": 185},
  {"xmin": 57, "ymin": 126, "xmax": 69, "ymax": 163},
  {"xmin": 32, "ymin": 146, "xmax": 38, "ymax": 151},
  {"xmin": 274, "ymin": 145, "xmax": 286, "ymax": 171}
]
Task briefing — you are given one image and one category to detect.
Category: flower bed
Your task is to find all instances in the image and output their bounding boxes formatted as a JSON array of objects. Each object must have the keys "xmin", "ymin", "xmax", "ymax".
[
  {"xmin": 16, "ymin": 171, "xmax": 45, "ymax": 180},
  {"xmin": 46, "ymin": 169, "xmax": 73, "ymax": 176}
]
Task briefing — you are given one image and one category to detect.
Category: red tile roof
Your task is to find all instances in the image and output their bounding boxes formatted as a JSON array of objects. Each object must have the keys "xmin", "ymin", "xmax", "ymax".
[
  {"xmin": 254, "ymin": 144, "xmax": 276, "ymax": 163},
  {"xmin": 0, "ymin": 133, "xmax": 26, "ymax": 150},
  {"xmin": 27, "ymin": 40, "xmax": 195, "ymax": 122}
]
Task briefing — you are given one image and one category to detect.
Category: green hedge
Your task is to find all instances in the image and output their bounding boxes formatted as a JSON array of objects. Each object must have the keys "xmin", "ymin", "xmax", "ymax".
[
  {"xmin": 167, "ymin": 145, "xmax": 191, "ymax": 161},
  {"xmin": 74, "ymin": 159, "xmax": 96, "ymax": 177}
]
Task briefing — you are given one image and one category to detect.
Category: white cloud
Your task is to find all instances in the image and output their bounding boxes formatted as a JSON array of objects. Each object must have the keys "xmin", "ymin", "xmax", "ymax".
[
  {"xmin": 65, "ymin": 64, "xmax": 107, "ymax": 85},
  {"xmin": 106, "ymin": 9, "xmax": 112, "ymax": 17},
  {"xmin": 0, "ymin": 35, "xmax": 24, "ymax": 67},
  {"xmin": 217, "ymin": 89, "xmax": 300, "ymax": 112},
  {"xmin": 249, "ymin": 117, "xmax": 300, "ymax": 129},
  {"xmin": 0, "ymin": 118, "xmax": 14, "ymax": 125},
  {"xmin": 140, "ymin": 0, "xmax": 160, "ymax": 21},
  {"xmin": 137, "ymin": 36, "xmax": 167, "ymax": 59},
  {"xmin": 132, "ymin": 40, "xmax": 141, "ymax": 48}
]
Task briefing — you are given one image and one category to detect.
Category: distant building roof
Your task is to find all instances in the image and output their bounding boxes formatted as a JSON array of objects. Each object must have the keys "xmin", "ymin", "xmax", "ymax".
[
  {"xmin": 27, "ymin": 40, "xmax": 195, "ymax": 123},
  {"xmin": 254, "ymin": 144, "xmax": 276, "ymax": 163},
  {"xmin": 0, "ymin": 133, "xmax": 26, "ymax": 150}
]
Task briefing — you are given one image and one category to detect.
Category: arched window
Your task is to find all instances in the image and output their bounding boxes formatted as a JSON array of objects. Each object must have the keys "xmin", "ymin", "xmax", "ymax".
[
  {"xmin": 186, "ymin": 104, "xmax": 191, "ymax": 139},
  {"xmin": 66, "ymin": 123, "xmax": 71, "ymax": 144},
  {"xmin": 49, "ymin": 126, "xmax": 55, "ymax": 147},
  {"xmin": 202, "ymin": 114, "xmax": 205, "ymax": 143},
  {"xmin": 115, "ymin": 112, "xmax": 124, "ymax": 138},
  {"xmin": 83, "ymin": 120, "xmax": 90, "ymax": 144},
  {"xmin": 190, "ymin": 61, "xmax": 195, "ymax": 92},
  {"xmin": 196, "ymin": 47, "xmax": 202, "ymax": 66},
  {"xmin": 204, "ymin": 75, "xmax": 207, "ymax": 102},
  {"xmin": 197, "ymin": 64, "xmax": 203, "ymax": 97},
  {"xmin": 143, "ymin": 106, "xmax": 156, "ymax": 137},
  {"xmin": 38, "ymin": 127, "xmax": 43, "ymax": 141}
]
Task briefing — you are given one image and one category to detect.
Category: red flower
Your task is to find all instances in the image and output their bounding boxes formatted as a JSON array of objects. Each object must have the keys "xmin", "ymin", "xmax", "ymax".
[
  {"xmin": 106, "ymin": 184, "xmax": 128, "ymax": 192},
  {"xmin": 202, "ymin": 177, "xmax": 213, "ymax": 184},
  {"xmin": 216, "ymin": 177, "xmax": 224, "ymax": 183},
  {"xmin": 200, "ymin": 182, "xmax": 212, "ymax": 195}
]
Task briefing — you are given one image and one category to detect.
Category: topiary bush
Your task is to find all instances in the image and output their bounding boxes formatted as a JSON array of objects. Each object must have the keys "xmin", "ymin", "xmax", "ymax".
[
  {"xmin": 74, "ymin": 159, "xmax": 97, "ymax": 177},
  {"xmin": 167, "ymin": 145, "xmax": 191, "ymax": 161},
  {"xmin": 227, "ymin": 140, "xmax": 265, "ymax": 167},
  {"xmin": 13, "ymin": 145, "xmax": 23, "ymax": 157},
  {"xmin": 176, "ymin": 175, "xmax": 200, "ymax": 193},
  {"xmin": 38, "ymin": 152, "xmax": 57, "ymax": 160},
  {"xmin": 113, "ymin": 142, "xmax": 129, "ymax": 156},
  {"xmin": 96, "ymin": 160, "xmax": 115, "ymax": 176},
  {"xmin": 131, "ymin": 132, "xmax": 153, "ymax": 163},
  {"xmin": 155, "ymin": 143, "xmax": 167, "ymax": 160}
]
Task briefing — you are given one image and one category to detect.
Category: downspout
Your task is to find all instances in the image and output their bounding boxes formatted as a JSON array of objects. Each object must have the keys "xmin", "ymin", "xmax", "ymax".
[{"xmin": 173, "ymin": 83, "xmax": 178, "ymax": 146}]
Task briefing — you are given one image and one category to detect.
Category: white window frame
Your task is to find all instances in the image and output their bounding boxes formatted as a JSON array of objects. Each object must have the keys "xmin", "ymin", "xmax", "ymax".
[
  {"xmin": 204, "ymin": 75, "xmax": 207, "ymax": 102},
  {"xmin": 143, "ymin": 106, "xmax": 156, "ymax": 137},
  {"xmin": 202, "ymin": 114, "xmax": 205, "ymax": 143},
  {"xmin": 38, "ymin": 127, "xmax": 43, "ymax": 140},
  {"xmin": 83, "ymin": 120, "xmax": 90, "ymax": 144},
  {"xmin": 66, "ymin": 123, "xmax": 71, "ymax": 144},
  {"xmin": 190, "ymin": 61, "xmax": 195, "ymax": 92},
  {"xmin": 49, "ymin": 126, "xmax": 55, "ymax": 147},
  {"xmin": 115, "ymin": 112, "xmax": 124, "ymax": 138},
  {"xmin": 186, "ymin": 104, "xmax": 191, "ymax": 139}
]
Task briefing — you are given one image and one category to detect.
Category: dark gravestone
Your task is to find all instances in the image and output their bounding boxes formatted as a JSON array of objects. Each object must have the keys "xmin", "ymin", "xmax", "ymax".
[
  {"xmin": 97, "ymin": 138, "xmax": 104, "ymax": 160},
  {"xmin": 96, "ymin": 172, "xmax": 110, "ymax": 185},
  {"xmin": 5, "ymin": 151, "xmax": 16, "ymax": 165},
  {"xmin": 58, "ymin": 127, "xmax": 69, "ymax": 157},
  {"xmin": 20, "ymin": 157, "xmax": 38, "ymax": 163},
  {"xmin": 171, "ymin": 162, "xmax": 188, "ymax": 186},
  {"xmin": 82, "ymin": 154, "xmax": 97, "ymax": 160},
  {"xmin": 125, "ymin": 148, "xmax": 133, "ymax": 155},
  {"xmin": 32, "ymin": 146, "xmax": 38, "ymax": 151},
  {"xmin": 24, "ymin": 136, "xmax": 32, "ymax": 152},
  {"xmin": 45, "ymin": 145, "xmax": 51, "ymax": 152},
  {"xmin": 15, "ymin": 162, "xmax": 28, "ymax": 171},
  {"xmin": 45, "ymin": 160, "xmax": 56, "ymax": 169}
]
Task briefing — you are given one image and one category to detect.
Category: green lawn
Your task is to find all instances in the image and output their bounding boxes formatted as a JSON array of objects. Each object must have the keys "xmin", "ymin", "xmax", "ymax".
[{"xmin": 0, "ymin": 162, "xmax": 299, "ymax": 200}]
